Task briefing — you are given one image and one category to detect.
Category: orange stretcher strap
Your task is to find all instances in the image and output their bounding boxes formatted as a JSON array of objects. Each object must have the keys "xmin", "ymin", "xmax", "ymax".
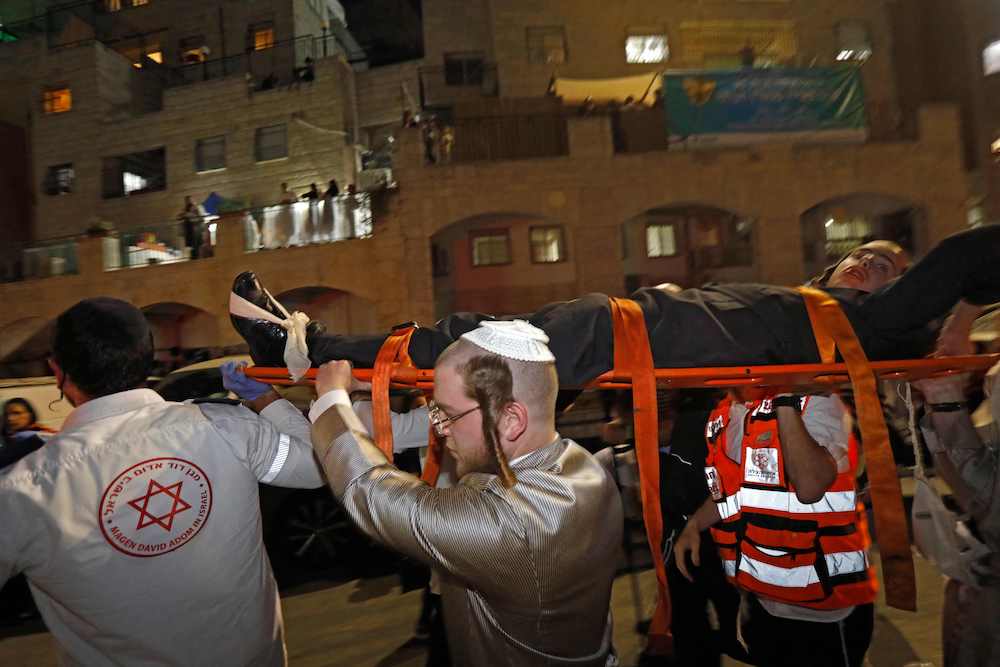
[
  {"xmin": 420, "ymin": 427, "xmax": 444, "ymax": 486},
  {"xmin": 372, "ymin": 326, "xmax": 417, "ymax": 461},
  {"xmin": 609, "ymin": 297, "xmax": 672, "ymax": 654},
  {"xmin": 371, "ymin": 325, "xmax": 444, "ymax": 486},
  {"xmin": 797, "ymin": 287, "xmax": 916, "ymax": 612}
]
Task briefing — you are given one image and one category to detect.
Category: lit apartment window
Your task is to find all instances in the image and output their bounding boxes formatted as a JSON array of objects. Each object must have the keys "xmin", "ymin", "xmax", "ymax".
[
  {"xmin": 626, "ymin": 30, "xmax": 669, "ymax": 64},
  {"xmin": 251, "ymin": 22, "xmax": 275, "ymax": 51},
  {"xmin": 179, "ymin": 35, "xmax": 208, "ymax": 64},
  {"xmin": 835, "ymin": 21, "xmax": 872, "ymax": 62},
  {"xmin": 123, "ymin": 172, "xmax": 148, "ymax": 195},
  {"xmin": 470, "ymin": 230, "xmax": 511, "ymax": 266},
  {"xmin": 195, "ymin": 136, "xmax": 226, "ymax": 172},
  {"xmin": 985, "ymin": 40, "xmax": 1000, "ymax": 75},
  {"xmin": 255, "ymin": 124, "xmax": 288, "ymax": 162},
  {"xmin": 102, "ymin": 148, "xmax": 166, "ymax": 199},
  {"xmin": 44, "ymin": 164, "xmax": 75, "ymax": 195},
  {"xmin": 43, "ymin": 87, "xmax": 72, "ymax": 114},
  {"xmin": 526, "ymin": 26, "xmax": 567, "ymax": 64},
  {"xmin": 106, "ymin": 0, "xmax": 149, "ymax": 9},
  {"xmin": 444, "ymin": 52, "xmax": 485, "ymax": 86},
  {"xmin": 530, "ymin": 226, "xmax": 566, "ymax": 263},
  {"xmin": 646, "ymin": 223, "xmax": 677, "ymax": 258},
  {"xmin": 132, "ymin": 45, "xmax": 162, "ymax": 68},
  {"xmin": 824, "ymin": 216, "xmax": 873, "ymax": 261}
]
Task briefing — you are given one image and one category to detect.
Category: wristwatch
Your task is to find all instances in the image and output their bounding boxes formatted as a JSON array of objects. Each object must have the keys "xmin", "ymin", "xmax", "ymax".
[{"xmin": 772, "ymin": 394, "xmax": 803, "ymax": 413}]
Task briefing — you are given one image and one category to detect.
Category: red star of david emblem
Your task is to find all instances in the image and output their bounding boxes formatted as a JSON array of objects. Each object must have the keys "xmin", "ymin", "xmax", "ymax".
[{"xmin": 127, "ymin": 479, "xmax": 192, "ymax": 532}]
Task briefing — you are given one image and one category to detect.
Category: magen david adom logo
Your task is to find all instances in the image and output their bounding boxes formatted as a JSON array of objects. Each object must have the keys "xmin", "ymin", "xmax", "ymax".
[{"xmin": 99, "ymin": 457, "xmax": 213, "ymax": 558}]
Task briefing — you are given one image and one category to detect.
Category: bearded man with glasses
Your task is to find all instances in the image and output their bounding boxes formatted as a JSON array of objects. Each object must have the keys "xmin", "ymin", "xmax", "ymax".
[{"xmin": 308, "ymin": 320, "xmax": 624, "ymax": 667}]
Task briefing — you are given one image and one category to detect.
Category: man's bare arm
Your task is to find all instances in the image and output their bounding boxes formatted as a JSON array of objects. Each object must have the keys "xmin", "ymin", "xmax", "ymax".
[{"xmin": 775, "ymin": 398, "xmax": 837, "ymax": 504}]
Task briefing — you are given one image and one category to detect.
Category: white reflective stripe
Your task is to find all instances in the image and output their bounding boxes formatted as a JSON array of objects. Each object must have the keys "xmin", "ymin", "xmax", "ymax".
[
  {"xmin": 826, "ymin": 549, "xmax": 869, "ymax": 577},
  {"xmin": 739, "ymin": 487, "xmax": 856, "ymax": 514},
  {"xmin": 715, "ymin": 493, "xmax": 741, "ymax": 520},
  {"xmin": 723, "ymin": 560, "xmax": 736, "ymax": 577},
  {"xmin": 261, "ymin": 433, "xmax": 290, "ymax": 483},
  {"xmin": 738, "ymin": 550, "xmax": 868, "ymax": 589},
  {"xmin": 739, "ymin": 552, "xmax": 820, "ymax": 589},
  {"xmin": 757, "ymin": 545, "xmax": 789, "ymax": 557}
]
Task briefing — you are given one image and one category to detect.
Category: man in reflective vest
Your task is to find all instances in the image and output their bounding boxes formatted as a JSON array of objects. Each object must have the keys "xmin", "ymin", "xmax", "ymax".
[{"xmin": 676, "ymin": 388, "xmax": 877, "ymax": 667}]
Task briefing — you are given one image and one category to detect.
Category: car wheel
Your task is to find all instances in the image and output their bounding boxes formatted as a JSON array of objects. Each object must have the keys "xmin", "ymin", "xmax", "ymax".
[{"xmin": 277, "ymin": 492, "xmax": 357, "ymax": 570}]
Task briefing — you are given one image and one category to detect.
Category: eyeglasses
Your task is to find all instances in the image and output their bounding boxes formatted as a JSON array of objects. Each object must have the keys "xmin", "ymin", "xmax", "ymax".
[{"xmin": 428, "ymin": 400, "xmax": 480, "ymax": 436}]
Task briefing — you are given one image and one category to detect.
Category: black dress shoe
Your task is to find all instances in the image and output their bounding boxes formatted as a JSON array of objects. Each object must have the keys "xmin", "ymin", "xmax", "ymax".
[
  {"xmin": 230, "ymin": 271, "xmax": 328, "ymax": 367},
  {"xmin": 230, "ymin": 271, "xmax": 288, "ymax": 366}
]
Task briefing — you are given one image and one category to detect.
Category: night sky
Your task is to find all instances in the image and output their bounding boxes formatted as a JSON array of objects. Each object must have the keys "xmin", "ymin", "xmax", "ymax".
[{"xmin": 340, "ymin": 0, "xmax": 423, "ymax": 67}]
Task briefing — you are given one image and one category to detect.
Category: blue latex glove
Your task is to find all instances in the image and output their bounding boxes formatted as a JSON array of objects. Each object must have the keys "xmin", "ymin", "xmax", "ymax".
[
  {"xmin": 221, "ymin": 361, "xmax": 271, "ymax": 401},
  {"xmin": 10, "ymin": 429, "xmax": 44, "ymax": 441}
]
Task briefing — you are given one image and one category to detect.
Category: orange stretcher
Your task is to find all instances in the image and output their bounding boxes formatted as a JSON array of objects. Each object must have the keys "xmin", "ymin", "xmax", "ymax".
[{"xmin": 245, "ymin": 288, "xmax": 999, "ymax": 656}]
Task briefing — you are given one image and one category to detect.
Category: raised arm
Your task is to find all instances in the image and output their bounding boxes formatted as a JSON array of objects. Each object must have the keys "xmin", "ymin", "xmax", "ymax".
[
  {"xmin": 308, "ymin": 362, "xmax": 525, "ymax": 590},
  {"xmin": 860, "ymin": 225, "xmax": 1000, "ymax": 341}
]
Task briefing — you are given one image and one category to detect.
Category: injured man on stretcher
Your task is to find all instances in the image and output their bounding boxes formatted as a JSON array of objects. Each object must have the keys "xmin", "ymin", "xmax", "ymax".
[{"xmin": 229, "ymin": 225, "xmax": 1000, "ymax": 383}]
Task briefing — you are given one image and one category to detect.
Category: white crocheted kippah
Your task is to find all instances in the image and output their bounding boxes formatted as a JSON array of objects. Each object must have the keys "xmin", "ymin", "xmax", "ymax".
[{"xmin": 460, "ymin": 320, "xmax": 556, "ymax": 362}]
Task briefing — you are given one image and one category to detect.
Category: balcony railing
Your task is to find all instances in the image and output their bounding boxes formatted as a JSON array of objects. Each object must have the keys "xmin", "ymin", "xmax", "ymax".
[
  {"xmin": 0, "ymin": 193, "xmax": 377, "ymax": 284},
  {"xmin": 246, "ymin": 194, "xmax": 373, "ymax": 250},
  {"xmin": 1, "ymin": 240, "xmax": 79, "ymax": 283},
  {"xmin": 102, "ymin": 217, "xmax": 221, "ymax": 270},
  {"xmin": 425, "ymin": 114, "xmax": 569, "ymax": 164},
  {"xmin": 167, "ymin": 34, "xmax": 334, "ymax": 89}
]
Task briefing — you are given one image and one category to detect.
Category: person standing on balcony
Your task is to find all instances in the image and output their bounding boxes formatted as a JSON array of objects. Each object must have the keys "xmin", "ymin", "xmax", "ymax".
[
  {"xmin": 177, "ymin": 195, "xmax": 205, "ymax": 260},
  {"xmin": 273, "ymin": 182, "xmax": 296, "ymax": 248},
  {"xmin": 439, "ymin": 125, "xmax": 455, "ymax": 164},
  {"xmin": 344, "ymin": 183, "xmax": 359, "ymax": 238},
  {"xmin": 423, "ymin": 120, "xmax": 439, "ymax": 164},
  {"xmin": 301, "ymin": 183, "xmax": 321, "ymax": 244},
  {"xmin": 291, "ymin": 57, "xmax": 315, "ymax": 90},
  {"xmin": 322, "ymin": 178, "xmax": 340, "ymax": 241}
]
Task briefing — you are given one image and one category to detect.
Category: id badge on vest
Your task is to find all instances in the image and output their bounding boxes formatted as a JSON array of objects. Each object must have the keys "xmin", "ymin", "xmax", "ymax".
[{"xmin": 744, "ymin": 447, "xmax": 780, "ymax": 486}]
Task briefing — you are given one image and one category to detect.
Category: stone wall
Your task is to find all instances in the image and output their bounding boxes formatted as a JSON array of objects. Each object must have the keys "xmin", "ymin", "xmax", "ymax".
[{"xmin": 355, "ymin": 60, "xmax": 422, "ymax": 129}]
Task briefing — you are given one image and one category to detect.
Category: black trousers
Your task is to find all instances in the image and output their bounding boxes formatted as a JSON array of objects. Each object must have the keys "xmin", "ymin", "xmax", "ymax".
[
  {"xmin": 741, "ymin": 595, "xmax": 874, "ymax": 667},
  {"xmin": 667, "ymin": 532, "xmax": 747, "ymax": 666},
  {"xmin": 293, "ymin": 226, "xmax": 1000, "ymax": 385}
]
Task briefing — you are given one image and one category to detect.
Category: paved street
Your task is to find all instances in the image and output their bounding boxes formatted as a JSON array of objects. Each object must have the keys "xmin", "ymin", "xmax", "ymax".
[{"xmin": 0, "ymin": 548, "xmax": 946, "ymax": 666}]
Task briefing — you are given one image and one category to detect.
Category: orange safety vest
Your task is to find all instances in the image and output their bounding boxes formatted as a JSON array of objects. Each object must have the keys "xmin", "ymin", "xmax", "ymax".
[{"xmin": 704, "ymin": 394, "xmax": 877, "ymax": 610}]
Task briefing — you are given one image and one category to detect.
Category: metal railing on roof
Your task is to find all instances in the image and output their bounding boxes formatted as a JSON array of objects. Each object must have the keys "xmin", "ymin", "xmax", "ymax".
[{"xmin": 167, "ymin": 34, "xmax": 351, "ymax": 88}]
